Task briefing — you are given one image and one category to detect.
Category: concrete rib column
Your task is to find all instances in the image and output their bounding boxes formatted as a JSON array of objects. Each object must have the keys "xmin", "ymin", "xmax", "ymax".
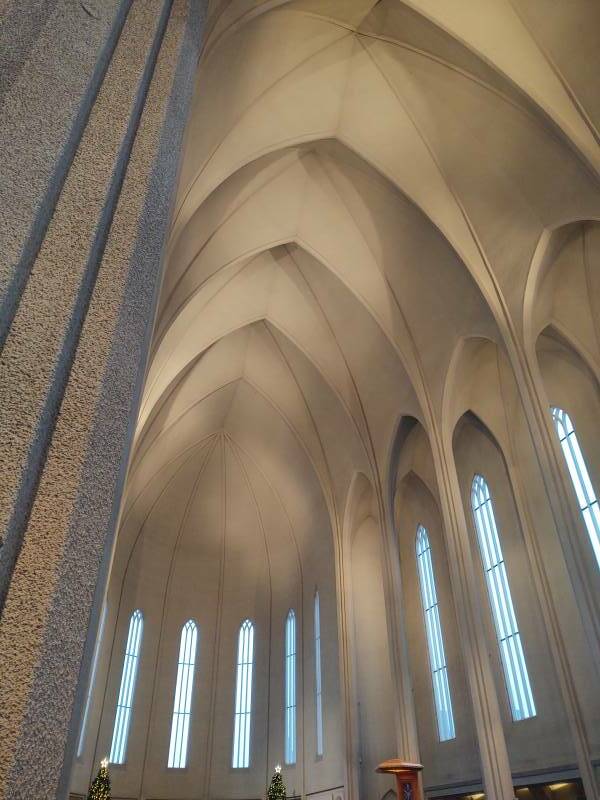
[
  {"xmin": 0, "ymin": 0, "xmax": 167, "ymax": 607},
  {"xmin": 0, "ymin": 1, "xmax": 206, "ymax": 797},
  {"xmin": 431, "ymin": 430, "xmax": 515, "ymax": 800},
  {"xmin": 516, "ymin": 348, "xmax": 600, "ymax": 800}
]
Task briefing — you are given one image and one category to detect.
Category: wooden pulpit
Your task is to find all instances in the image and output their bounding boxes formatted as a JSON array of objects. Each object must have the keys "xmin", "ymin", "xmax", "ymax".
[{"xmin": 377, "ymin": 759, "xmax": 423, "ymax": 800}]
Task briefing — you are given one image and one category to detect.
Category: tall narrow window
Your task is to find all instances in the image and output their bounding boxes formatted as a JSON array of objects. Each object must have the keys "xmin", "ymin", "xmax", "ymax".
[
  {"xmin": 77, "ymin": 604, "xmax": 107, "ymax": 758},
  {"xmin": 551, "ymin": 407, "xmax": 600, "ymax": 570},
  {"xmin": 284, "ymin": 610, "xmax": 297, "ymax": 765},
  {"xmin": 314, "ymin": 591, "xmax": 324, "ymax": 757},
  {"xmin": 471, "ymin": 475, "xmax": 536, "ymax": 721},
  {"xmin": 415, "ymin": 525, "xmax": 455, "ymax": 741},
  {"xmin": 168, "ymin": 620, "xmax": 198, "ymax": 769},
  {"xmin": 232, "ymin": 619, "xmax": 254, "ymax": 769},
  {"xmin": 109, "ymin": 609, "xmax": 143, "ymax": 764}
]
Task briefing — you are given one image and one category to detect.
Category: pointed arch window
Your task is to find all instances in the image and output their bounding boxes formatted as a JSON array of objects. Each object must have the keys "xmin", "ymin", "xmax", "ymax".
[
  {"xmin": 314, "ymin": 591, "xmax": 324, "ymax": 757},
  {"xmin": 551, "ymin": 407, "xmax": 600, "ymax": 569},
  {"xmin": 415, "ymin": 525, "xmax": 455, "ymax": 741},
  {"xmin": 471, "ymin": 475, "xmax": 536, "ymax": 721},
  {"xmin": 232, "ymin": 619, "xmax": 254, "ymax": 768},
  {"xmin": 168, "ymin": 620, "xmax": 198, "ymax": 768},
  {"xmin": 77, "ymin": 603, "xmax": 107, "ymax": 758},
  {"xmin": 109, "ymin": 609, "xmax": 143, "ymax": 764},
  {"xmin": 284, "ymin": 610, "xmax": 297, "ymax": 765}
]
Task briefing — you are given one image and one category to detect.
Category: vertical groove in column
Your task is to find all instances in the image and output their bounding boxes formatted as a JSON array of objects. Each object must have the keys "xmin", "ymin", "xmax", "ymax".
[
  {"xmin": 0, "ymin": 0, "xmax": 170, "ymax": 612},
  {"xmin": 0, "ymin": 1, "xmax": 204, "ymax": 796},
  {"xmin": 0, "ymin": 0, "xmax": 132, "ymax": 342}
]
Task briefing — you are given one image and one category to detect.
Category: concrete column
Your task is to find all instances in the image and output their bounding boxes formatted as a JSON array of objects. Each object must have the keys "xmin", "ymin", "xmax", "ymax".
[
  {"xmin": 0, "ymin": 2, "xmax": 206, "ymax": 797},
  {"xmin": 514, "ymin": 348, "xmax": 600, "ymax": 800}
]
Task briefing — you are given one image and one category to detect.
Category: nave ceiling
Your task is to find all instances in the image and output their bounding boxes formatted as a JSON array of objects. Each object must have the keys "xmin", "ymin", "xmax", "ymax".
[{"xmin": 129, "ymin": 0, "xmax": 600, "ymax": 541}]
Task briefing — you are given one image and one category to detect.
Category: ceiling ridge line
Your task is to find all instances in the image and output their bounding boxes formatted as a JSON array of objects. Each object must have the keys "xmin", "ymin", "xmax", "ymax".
[
  {"xmin": 121, "ymin": 434, "xmax": 217, "ymax": 530},
  {"xmin": 506, "ymin": 0, "xmax": 600, "ymax": 153},
  {"xmin": 278, "ymin": 249, "xmax": 381, "ymax": 489},
  {"xmin": 147, "ymin": 237, "xmax": 290, "ymax": 372},
  {"xmin": 357, "ymin": 36, "xmax": 509, "ymax": 329},
  {"xmin": 140, "ymin": 248, "xmax": 280, "ymax": 420},
  {"xmin": 134, "ymin": 378, "xmax": 244, "ymax": 469},
  {"xmin": 224, "ymin": 431, "xmax": 307, "ymax": 585},
  {"xmin": 170, "ymin": 29, "xmax": 354, "ymax": 237},
  {"xmin": 157, "ymin": 155, "xmax": 298, "ymax": 334},
  {"xmin": 315, "ymin": 148, "xmax": 431, "ymax": 402}
]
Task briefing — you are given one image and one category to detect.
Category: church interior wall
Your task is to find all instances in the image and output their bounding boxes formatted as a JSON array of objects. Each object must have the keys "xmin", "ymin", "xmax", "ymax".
[{"xmin": 1, "ymin": 3, "xmax": 600, "ymax": 800}]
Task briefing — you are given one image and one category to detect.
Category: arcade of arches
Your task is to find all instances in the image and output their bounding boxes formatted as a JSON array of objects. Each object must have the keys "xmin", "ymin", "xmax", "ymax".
[{"xmin": 0, "ymin": 3, "xmax": 599, "ymax": 800}]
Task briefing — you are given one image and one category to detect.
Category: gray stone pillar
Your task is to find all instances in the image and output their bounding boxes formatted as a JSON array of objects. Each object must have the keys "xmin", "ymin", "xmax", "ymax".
[{"xmin": 0, "ymin": 2, "xmax": 206, "ymax": 797}]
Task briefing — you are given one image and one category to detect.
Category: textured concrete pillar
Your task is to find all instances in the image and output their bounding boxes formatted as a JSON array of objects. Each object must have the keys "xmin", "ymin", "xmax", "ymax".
[{"xmin": 0, "ymin": 1, "xmax": 206, "ymax": 797}]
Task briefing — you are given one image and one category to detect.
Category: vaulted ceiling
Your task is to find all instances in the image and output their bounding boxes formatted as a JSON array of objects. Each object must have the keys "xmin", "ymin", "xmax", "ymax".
[{"xmin": 120, "ymin": 0, "xmax": 600, "ymax": 569}]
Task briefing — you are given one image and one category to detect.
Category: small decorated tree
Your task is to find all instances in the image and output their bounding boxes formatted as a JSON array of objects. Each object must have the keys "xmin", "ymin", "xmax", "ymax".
[
  {"xmin": 267, "ymin": 764, "xmax": 286, "ymax": 800},
  {"xmin": 87, "ymin": 757, "xmax": 111, "ymax": 800}
]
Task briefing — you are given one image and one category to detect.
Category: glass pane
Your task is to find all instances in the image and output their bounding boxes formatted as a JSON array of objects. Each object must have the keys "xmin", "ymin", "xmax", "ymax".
[
  {"xmin": 551, "ymin": 407, "xmax": 600, "ymax": 571},
  {"xmin": 109, "ymin": 609, "xmax": 144, "ymax": 764},
  {"xmin": 415, "ymin": 525, "xmax": 456, "ymax": 741},
  {"xmin": 168, "ymin": 620, "xmax": 198, "ymax": 768},
  {"xmin": 471, "ymin": 476, "xmax": 536, "ymax": 721},
  {"xmin": 232, "ymin": 620, "xmax": 254, "ymax": 768}
]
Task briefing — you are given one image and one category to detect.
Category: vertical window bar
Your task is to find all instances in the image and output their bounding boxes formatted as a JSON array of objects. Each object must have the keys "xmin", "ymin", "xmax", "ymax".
[
  {"xmin": 109, "ymin": 609, "xmax": 144, "ymax": 764},
  {"xmin": 415, "ymin": 525, "xmax": 456, "ymax": 741},
  {"xmin": 471, "ymin": 475, "xmax": 536, "ymax": 721},
  {"xmin": 168, "ymin": 620, "xmax": 198, "ymax": 768},
  {"xmin": 284, "ymin": 609, "xmax": 297, "ymax": 765},
  {"xmin": 314, "ymin": 591, "xmax": 324, "ymax": 757},
  {"xmin": 232, "ymin": 619, "xmax": 254, "ymax": 768},
  {"xmin": 551, "ymin": 407, "xmax": 600, "ymax": 569}
]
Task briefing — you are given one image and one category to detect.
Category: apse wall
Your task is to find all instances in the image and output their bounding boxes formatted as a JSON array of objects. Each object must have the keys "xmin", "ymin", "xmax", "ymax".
[{"xmin": 70, "ymin": 433, "xmax": 343, "ymax": 800}]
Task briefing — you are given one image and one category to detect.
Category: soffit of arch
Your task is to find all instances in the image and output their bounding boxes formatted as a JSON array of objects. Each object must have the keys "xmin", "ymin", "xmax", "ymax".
[
  {"xmin": 109, "ymin": 430, "xmax": 330, "ymax": 597},
  {"xmin": 128, "ymin": 322, "xmax": 375, "ymax": 533},
  {"xmin": 443, "ymin": 337, "xmax": 522, "ymax": 456},
  {"xmin": 150, "ymin": 145, "xmax": 497, "ymax": 431},
  {"xmin": 530, "ymin": 223, "xmax": 600, "ymax": 367},
  {"xmin": 203, "ymin": 0, "xmax": 600, "ymax": 173},
  {"xmin": 393, "ymin": 422, "xmax": 439, "ymax": 506}
]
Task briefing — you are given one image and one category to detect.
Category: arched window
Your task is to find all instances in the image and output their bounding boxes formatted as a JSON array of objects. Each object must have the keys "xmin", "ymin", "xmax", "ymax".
[
  {"xmin": 415, "ymin": 525, "xmax": 455, "ymax": 741},
  {"xmin": 232, "ymin": 619, "xmax": 254, "ymax": 768},
  {"xmin": 284, "ymin": 610, "xmax": 297, "ymax": 765},
  {"xmin": 77, "ymin": 603, "xmax": 107, "ymax": 758},
  {"xmin": 551, "ymin": 407, "xmax": 600, "ymax": 569},
  {"xmin": 109, "ymin": 609, "xmax": 143, "ymax": 764},
  {"xmin": 168, "ymin": 620, "xmax": 198, "ymax": 769},
  {"xmin": 471, "ymin": 475, "xmax": 536, "ymax": 721},
  {"xmin": 314, "ymin": 591, "xmax": 324, "ymax": 757}
]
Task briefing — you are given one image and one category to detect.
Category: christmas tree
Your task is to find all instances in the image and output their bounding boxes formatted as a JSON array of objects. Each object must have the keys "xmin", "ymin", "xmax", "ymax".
[
  {"xmin": 267, "ymin": 764, "xmax": 286, "ymax": 800},
  {"xmin": 87, "ymin": 757, "xmax": 111, "ymax": 800}
]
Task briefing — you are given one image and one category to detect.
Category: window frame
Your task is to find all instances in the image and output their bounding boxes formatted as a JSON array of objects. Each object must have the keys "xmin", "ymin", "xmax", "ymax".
[
  {"xmin": 167, "ymin": 619, "xmax": 199, "ymax": 769},
  {"xmin": 284, "ymin": 609, "xmax": 297, "ymax": 766},
  {"xmin": 232, "ymin": 618, "xmax": 255, "ymax": 769},
  {"xmin": 551, "ymin": 406, "xmax": 600, "ymax": 570},
  {"xmin": 109, "ymin": 608, "xmax": 144, "ymax": 765},
  {"xmin": 415, "ymin": 524, "xmax": 456, "ymax": 742},
  {"xmin": 314, "ymin": 590, "xmax": 324, "ymax": 759},
  {"xmin": 470, "ymin": 474, "xmax": 536, "ymax": 722}
]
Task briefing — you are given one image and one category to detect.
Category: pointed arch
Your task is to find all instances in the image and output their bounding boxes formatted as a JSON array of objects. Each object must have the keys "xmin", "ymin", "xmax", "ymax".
[
  {"xmin": 168, "ymin": 619, "xmax": 199, "ymax": 768},
  {"xmin": 109, "ymin": 609, "xmax": 144, "ymax": 764},
  {"xmin": 470, "ymin": 475, "xmax": 536, "ymax": 721},
  {"xmin": 232, "ymin": 618, "xmax": 255, "ymax": 769}
]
